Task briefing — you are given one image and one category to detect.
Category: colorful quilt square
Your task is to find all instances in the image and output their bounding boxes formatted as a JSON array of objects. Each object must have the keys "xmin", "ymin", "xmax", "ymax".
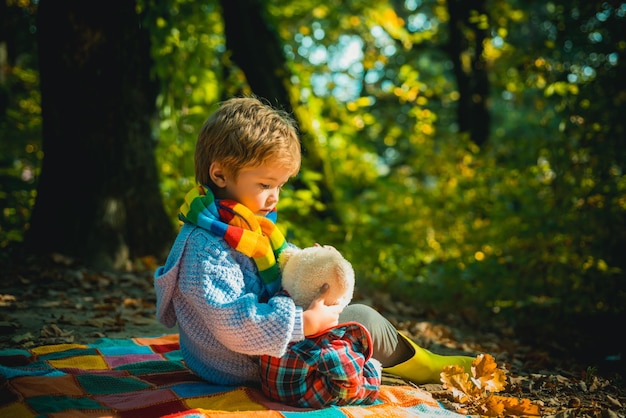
[
  {"xmin": 39, "ymin": 348, "xmax": 98, "ymax": 361},
  {"xmin": 48, "ymin": 354, "xmax": 108, "ymax": 370},
  {"xmin": 150, "ymin": 342, "xmax": 181, "ymax": 354},
  {"xmin": 76, "ymin": 374, "xmax": 153, "ymax": 394},
  {"xmin": 183, "ymin": 387, "xmax": 267, "ymax": 412},
  {"xmin": 117, "ymin": 399, "xmax": 187, "ymax": 418},
  {"xmin": 0, "ymin": 401, "xmax": 37, "ymax": 418},
  {"xmin": 168, "ymin": 382, "xmax": 233, "ymax": 398},
  {"xmin": 98, "ymin": 344, "xmax": 154, "ymax": 356},
  {"xmin": 31, "ymin": 344, "xmax": 88, "ymax": 355},
  {"xmin": 11, "ymin": 375, "xmax": 85, "ymax": 398},
  {"xmin": 94, "ymin": 387, "xmax": 177, "ymax": 410},
  {"xmin": 134, "ymin": 334, "xmax": 179, "ymax": 346},
  {"xmin": 26, "ymin": 394, "xmax": 108, "ymax": 415},
  {"xmin": 163, "ymin": 349, "xmax": 184, "ymax": 362},
  {"xmin": 116, "ymin": 359, "xmax": 186, "ymax": 375},
  {"xmin": 104, "ymin": 353, "xmax": 166, "ymax": 368}
]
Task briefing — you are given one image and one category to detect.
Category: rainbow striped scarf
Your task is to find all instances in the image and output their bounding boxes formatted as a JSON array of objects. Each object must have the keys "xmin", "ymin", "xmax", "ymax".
[{"xmin": 179, "ymin": 185, "xmax": 287, "ymax": 296}]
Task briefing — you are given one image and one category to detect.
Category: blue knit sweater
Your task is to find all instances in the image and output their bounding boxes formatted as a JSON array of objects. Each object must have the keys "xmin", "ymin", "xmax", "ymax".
[{"xmin": 154, "ymin": 223, "xmax": 305, "ymax": 385}]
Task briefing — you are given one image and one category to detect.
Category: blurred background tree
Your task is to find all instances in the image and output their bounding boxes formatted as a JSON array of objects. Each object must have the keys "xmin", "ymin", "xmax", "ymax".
[
  {"xmin": 26, "ymin": 0, "xmax": 174, "ymax": 270},
  {"xmin": 1, "ymin": 0, "xmax": 624, "ymax": 364}
]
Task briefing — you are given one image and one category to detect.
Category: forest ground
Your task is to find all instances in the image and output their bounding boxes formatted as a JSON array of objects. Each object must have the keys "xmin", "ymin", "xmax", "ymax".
[{"xmin": 1, "ymin": 255, "xmax": 624, "ymax": 417}]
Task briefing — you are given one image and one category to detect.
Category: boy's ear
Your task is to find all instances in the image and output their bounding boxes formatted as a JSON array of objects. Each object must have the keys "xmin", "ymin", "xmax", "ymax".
[{"xmin": 209, "ymin": 162, "xmax": 227, "ymax": 187}]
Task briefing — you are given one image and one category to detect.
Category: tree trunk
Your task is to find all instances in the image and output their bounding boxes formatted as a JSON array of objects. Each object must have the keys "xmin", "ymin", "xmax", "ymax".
[
  {"xmin": 219, "ymin": 0, "xmax": 341, "ymax": 223},
  {"xmin": 27, "ymin": 0, "xmax": 174, "ymax": 271},
  {"xmin": 446, "ymin": 0, "xmax": 491, "ymax": 147}
]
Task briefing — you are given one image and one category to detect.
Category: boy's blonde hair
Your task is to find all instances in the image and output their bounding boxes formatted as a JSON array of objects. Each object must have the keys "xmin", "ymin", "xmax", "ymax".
[{"xmin": 195, "ymin": 97, "xmax": 301, "ymax": 188}]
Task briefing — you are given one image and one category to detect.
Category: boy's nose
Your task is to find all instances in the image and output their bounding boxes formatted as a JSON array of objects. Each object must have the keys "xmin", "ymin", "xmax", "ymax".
[{"xmin": 268, "ymin": 189, "xmax": 279, "ymax": 203}]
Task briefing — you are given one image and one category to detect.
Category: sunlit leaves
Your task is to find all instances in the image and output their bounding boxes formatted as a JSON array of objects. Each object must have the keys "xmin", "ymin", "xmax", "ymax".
[
  {"xmin": 308, "ymin": 6, "xmax": 327, "ymax": 19},
  {"xmin": 441, "ymin": 354, "xmax": 541, "ymax": 416},
  {"xmin": 544, "ymin": 81, "xmax": 579, "ymax": 97},
  {"xmin": 371, "ymin": 8, "xmax": 413, "ymax": 50},
  {"xmin": 0, "ymin": 4, "xmax": 42, "ymax": 253},
  {"xmin": 469, "ymin": 10, "xmax": 489, "ymax": 31},
  {"xmin": 142, "ymin": 0, "xmax": 227, "ymax": 223}
]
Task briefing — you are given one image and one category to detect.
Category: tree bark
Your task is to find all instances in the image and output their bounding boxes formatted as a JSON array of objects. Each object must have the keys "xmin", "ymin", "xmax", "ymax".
[
  {"xmin": 219, "ymin": 0, "xmax": 340, "ymax": 223},
  {"xmin": 27, "ymin": 0, "xmax": 174, "ymax": 271},
  {"xmin": 446, "ymin": 0, "xmax": 491, "ymax": 147}
]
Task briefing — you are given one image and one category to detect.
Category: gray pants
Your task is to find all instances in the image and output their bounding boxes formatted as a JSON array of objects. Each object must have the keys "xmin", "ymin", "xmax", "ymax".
[{"xmin": 339, "ymin": 303, "xmax": 410, "ymax": 367}]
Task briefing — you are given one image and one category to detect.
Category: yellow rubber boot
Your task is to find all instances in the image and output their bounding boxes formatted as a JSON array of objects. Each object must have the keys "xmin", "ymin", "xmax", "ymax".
[{"xmin": 382, "ymin": 332, "xmax": 474, "ymax": 384}]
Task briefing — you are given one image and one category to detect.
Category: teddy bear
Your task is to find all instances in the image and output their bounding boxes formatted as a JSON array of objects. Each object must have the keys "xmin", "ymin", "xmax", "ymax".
[
  {"xmin": 278, "ymin": 244, "xmax": 355, "ymax": 310},
  {"xmin": 259, "ymin": 244, "xmax": 381, "ymax": 408}
]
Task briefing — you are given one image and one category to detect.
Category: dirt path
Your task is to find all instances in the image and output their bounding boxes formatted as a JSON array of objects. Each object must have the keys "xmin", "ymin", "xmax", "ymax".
[{"xmin": 1, "ymin": 259, "xmax": 624, "ymax": 417}]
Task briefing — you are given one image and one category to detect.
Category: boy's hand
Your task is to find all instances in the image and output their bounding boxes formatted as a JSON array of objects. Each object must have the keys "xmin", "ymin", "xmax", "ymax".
[{"xmin": 302, "ymin": 284, "xmax": 343, "ymax": 336}]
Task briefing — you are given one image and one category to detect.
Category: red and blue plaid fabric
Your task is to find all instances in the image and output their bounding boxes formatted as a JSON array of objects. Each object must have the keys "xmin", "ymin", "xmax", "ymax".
[{"xmin": 259, "ymin": 322, "xmax": 381, "ymax": 408}]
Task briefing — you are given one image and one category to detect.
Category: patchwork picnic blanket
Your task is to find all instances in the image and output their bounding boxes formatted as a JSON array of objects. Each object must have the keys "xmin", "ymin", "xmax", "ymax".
[{"xmin": 0, "ymin": 334, "xmax": 468, "ymax": 417}]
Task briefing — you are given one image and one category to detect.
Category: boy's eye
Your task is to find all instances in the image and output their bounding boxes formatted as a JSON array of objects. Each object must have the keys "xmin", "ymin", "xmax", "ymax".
[{"xmin": 259, "ymin": 183, "xmax": 286, "ymax": 190}]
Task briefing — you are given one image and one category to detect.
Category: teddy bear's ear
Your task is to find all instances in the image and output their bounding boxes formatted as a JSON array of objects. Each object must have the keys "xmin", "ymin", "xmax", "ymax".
[{"xmin": 278, "ymin": 247, "xmax": 297, "ymax": 268}]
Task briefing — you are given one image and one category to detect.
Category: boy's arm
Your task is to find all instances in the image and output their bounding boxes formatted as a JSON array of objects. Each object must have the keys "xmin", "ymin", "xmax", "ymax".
[{"xmin": 179, "ymin": 233, "xmax": 300, "ymax": 358}]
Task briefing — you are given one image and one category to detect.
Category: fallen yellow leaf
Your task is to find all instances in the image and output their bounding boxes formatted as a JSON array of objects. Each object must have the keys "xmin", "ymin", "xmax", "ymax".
[{"xmin": 440, "ymin": 353, "xmax": 542, "ymax": 416}]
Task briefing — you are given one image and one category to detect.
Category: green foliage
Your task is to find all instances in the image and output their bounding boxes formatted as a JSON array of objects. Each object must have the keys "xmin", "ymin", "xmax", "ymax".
[
  {"xmin": 269, "ymin": 0, "xmax": 626, "ymax": 323},
  {"xmin": 140, "ymin": 0, "xmax": 232, "ymax": 224},
  {"xmin": 2, "ymin": 0, "xmax": 624, "ymax": 328},
  {"xmin": 0, "ymin": 50, "xmax": 41, "ymax": 264}
]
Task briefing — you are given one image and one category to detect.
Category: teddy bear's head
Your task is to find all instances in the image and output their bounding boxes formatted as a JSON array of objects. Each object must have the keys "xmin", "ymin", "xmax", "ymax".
[{"xmin": 278, "ymin": 245, "xmax": 354, "ymax": 309}]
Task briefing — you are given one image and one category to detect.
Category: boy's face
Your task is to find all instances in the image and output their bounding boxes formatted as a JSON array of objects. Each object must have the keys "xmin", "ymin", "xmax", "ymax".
[{"xmin": 220, "ymin": 164, "xmax": 292, "ymax": 216}]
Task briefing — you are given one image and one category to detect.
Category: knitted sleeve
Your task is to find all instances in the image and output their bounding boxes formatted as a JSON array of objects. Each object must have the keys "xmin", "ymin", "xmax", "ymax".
[{"xmin": 177, "ymin": 229, "xmax": 300, "ymax": 358}]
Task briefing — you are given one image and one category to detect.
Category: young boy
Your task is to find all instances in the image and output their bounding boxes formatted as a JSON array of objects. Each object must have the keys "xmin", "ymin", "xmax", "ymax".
[{"xmin": 154, "ymin": 96, "xmax": 474, "ymax": 389}]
